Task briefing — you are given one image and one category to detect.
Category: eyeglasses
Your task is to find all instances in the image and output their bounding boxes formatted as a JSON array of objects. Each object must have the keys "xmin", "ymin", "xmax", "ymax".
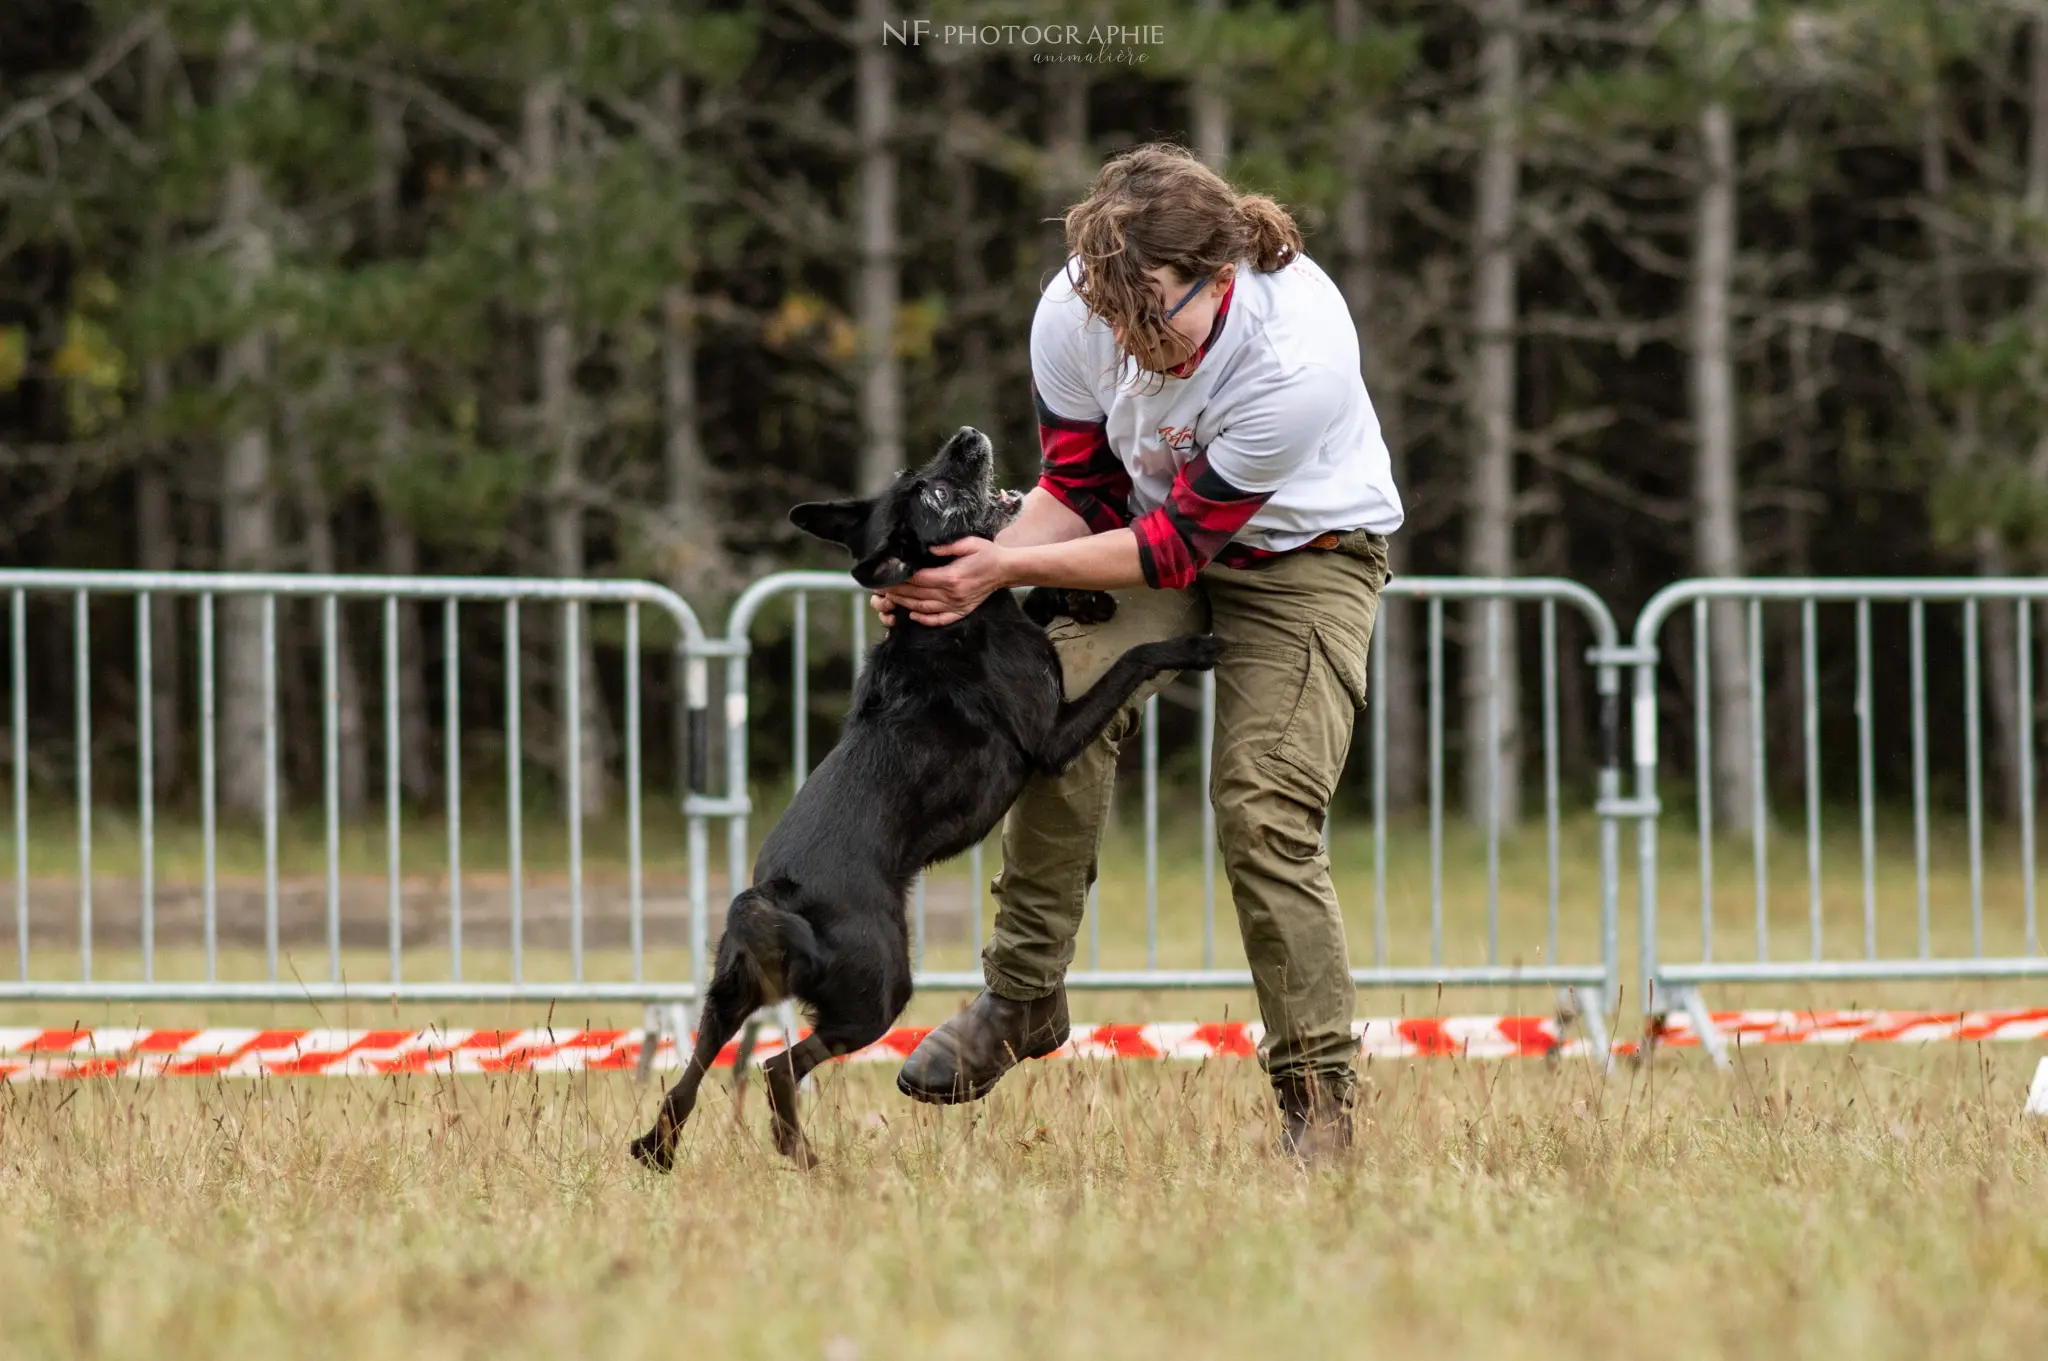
[{"xmin": 1162, "ymin": 274, "xmax": 1212, "ymax": 323}]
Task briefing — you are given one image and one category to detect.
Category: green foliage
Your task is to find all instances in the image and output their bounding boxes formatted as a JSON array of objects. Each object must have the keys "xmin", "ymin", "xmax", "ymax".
[{"xmin": 6, "ymin": 0, "xmax": 2048, "ymax": 654}]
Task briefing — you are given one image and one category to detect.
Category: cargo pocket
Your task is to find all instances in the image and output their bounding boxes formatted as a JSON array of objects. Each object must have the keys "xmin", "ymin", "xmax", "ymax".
[{"xmin": 1259, "ymin": 622, "xmax": 1371, "ymax": 809}]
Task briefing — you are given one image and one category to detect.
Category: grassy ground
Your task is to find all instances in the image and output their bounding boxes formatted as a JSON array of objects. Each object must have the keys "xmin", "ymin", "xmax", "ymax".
[
  {"xmin": 5, "ymin": 789, "xmax": 2048, "ymax": 1031},
  {"xmin": 0, "ymin": 1046, "xmax": 2043, "ymax": 1359}
]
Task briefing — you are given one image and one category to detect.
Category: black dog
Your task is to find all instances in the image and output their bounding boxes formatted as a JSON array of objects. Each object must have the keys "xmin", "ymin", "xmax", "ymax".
[{"xmin": 629, "ymin": 426, "xmax": 1222, "ymax": 1171}]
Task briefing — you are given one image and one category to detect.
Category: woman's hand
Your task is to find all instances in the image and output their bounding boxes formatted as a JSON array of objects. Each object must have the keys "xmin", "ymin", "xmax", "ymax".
[{"xmin": 881, "ymin": 538, "xmax": 1011, "ymax": 627}]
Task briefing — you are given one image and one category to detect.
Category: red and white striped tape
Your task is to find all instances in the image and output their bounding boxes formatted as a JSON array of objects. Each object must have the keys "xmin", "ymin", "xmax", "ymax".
[{"xmin": 0, "ymin": 1009, "xmax": 2042, "ymax": 1081}]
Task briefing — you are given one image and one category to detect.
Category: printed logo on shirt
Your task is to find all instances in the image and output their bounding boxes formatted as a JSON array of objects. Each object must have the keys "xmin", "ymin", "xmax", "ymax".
[{"xmin": 1155, "ymin": 423, "xmax": 1198, "ymax": 454}]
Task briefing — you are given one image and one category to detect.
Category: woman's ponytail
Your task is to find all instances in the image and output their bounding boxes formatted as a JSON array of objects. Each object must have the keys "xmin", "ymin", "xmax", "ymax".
[{"xmin": 1236, "ymin": 193, "xmax": 1302, "ymax": 272}]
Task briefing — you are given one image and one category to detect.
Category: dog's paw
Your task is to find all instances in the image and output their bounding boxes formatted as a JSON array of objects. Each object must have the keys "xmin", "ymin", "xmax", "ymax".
[
  {"xmin": 1021, "ymin": 587, "xmax": 1066, "ymax": 628},
  {"xmin": 775, "ymin": 1125, "xmax": 820, "ymax": 1171},
  {"xmin": 1066, "ymin": 590, "xmax": 1118, "ymax": 625},
  {"xmin": 1150, "ymin": 634, "xmax": 1226, "ymax": 673},
  {"xmin": 629, "ymin": 1124, "xmax": 677, "ymax": 1175},
  {"xmin": 1022, "ymin": 588, "xmax": 1118, "ymax": 629}
]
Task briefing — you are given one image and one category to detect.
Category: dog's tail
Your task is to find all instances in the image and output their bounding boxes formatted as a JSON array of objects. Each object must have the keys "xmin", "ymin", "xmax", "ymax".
[{"xmin": 722, "ymin": 883, "xmax": 824, "ymax": 998}]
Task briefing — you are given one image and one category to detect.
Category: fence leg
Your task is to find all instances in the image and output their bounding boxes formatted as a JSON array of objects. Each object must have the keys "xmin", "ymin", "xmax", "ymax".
[
  {"xmin": 1675, "ymin": 987, "xmax": 1731, "ymax": 1071},
  {"xmin": 637, "ymin": 1001, "xmax": 691, "ymax": 1083},
  {"xmin": 1557, "ymin": 985, "xmax": 1613, "ymax": 1070}
]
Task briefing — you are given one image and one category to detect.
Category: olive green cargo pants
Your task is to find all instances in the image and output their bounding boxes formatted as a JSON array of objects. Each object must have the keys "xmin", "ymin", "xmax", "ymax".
[{"xmin": 982, "ymin": 531, "xmax": 1390, "ymax": 1098}]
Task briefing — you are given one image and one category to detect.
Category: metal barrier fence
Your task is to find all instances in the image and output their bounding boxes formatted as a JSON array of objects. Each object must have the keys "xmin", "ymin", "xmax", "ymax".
[
  {"xmin": 720, "ymin": 572, "xmax": 1625, "ymax": 1056},
  {"xmin": 15, "ymin": 566, "xmax": 2048, "ymax": 1072},
  {"xmin": 0, "ymin": 571, "xmax": 713, "ymax": 1007},
  {"xmin": 1628, "ymin": 580, "xmax": 2048, "ymax": 1065}
]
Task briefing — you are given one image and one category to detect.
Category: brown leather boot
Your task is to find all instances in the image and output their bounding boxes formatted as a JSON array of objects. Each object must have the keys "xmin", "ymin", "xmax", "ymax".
[
  {"xmin": 895, "ymin": 987, "xmax": 1070, "ymax": 1105},
  {"xmin": 1276, "ymin": 1073, "xmax": 1355, "ymax": 1164}
]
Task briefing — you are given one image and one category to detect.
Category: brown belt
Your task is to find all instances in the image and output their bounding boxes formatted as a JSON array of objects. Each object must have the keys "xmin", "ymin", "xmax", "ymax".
[{"xmin": 1303, "ymin": 531, "xmax": 1348, "ymax": 551}]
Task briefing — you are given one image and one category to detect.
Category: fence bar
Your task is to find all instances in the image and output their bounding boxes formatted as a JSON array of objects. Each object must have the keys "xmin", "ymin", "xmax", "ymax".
[
  {"xmin": 1965, "ymin": 599, "xmax": 1984, "ymax": 957},
  {"xmin": 137, "ymin": 594, "xmax": 154, "ymax": 981},
  {"xmin": 1748, "ymin": 598, "xmax": 1766, "ymax": 961},
  {"xmin": 506, "ymin": 601, "xmax": 523, "ymax": 983},
  {"xmin": 200, "ymin": 595, "xmax": 216, "ymax": 980},
  {"xmin": 445, "ymin": 599, "xmax": 462, "ymax": 981},
  {"xmin": 1911, "ymin": 599, "xmax": 1930, "ymax": 959},
  {"xmin": 323, "ymin": 597, "xmax": 341, "ymax": 981},
  {"xmin": 1856, "ymin": 600, "xmax": 1875, "ymax": 960},
  {"xmin": 851, "ymin": 594, "xmax": 867, "ymax": 683},
  {"xmin": 1144, "ymin": 692, "xmax": 1159, "ymax": 971},
  {"xmin": 1542, "ymin": 599, "xmax": 1559, "ymax": 964},
  {"xmin": 11, "ymin": 589, "xmax": 23, "ymax": 982},
  {"xmin": 1694, "ymin": 599, "xmax": 1713, "ymax": 961},
  {"xmin": 723, "ymin": 617, "xmax": 747, "ymax": 1007},
  {"xmin": 1802, "ymin": 598, "xmax": 1820, "ymax": 960},
  {"xmin": 1370, "ymin": 608, "xmax": 1388, "ymax": 969},
  {"xmin": 1201, "ymin": 668, "xmax": 1217, "ymax": 970},
  {"xmin": 1427, "ymin": 596, "xmax": 1443, "ymax": 969},
  {"xmin": 913, "ymin": 873, "xmax": 926, "ymax": 969},
  {"xmin": 626, "ymin": 601, "xmax": 643, "ymax": 984},
  {"xmin": 74, "ymin": 592, "xmax": 90, "ymax": 982},
  {"xmin": 262, "ymin": 594, "xmax": 277, "ymax": 981},
  {"xmin": 970, "ymin": 840, "xmax": 984, "ymax": 960},
  {"xmin": 2022, "ymin": 599, "xmax": 2038, "ymax": 956},
  {"xmin": 793, "ymin": 593, "xmax": 808, "ymax": 790},
  {"xmin": 566, "ymin": 602, "xmax": 584, "ymax": 983},
  {"xmin": 386, "ymin": 596, "xmax": 402, "ymax": 985},
  {"xmin": 1484, "ymin": 599, "xmax": 1502, "ymax": 967}
]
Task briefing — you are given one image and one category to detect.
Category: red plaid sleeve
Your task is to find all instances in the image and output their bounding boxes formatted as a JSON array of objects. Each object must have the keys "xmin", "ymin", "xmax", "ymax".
[
  {"xmin": 1132, "ymin": 451, "xmax": 1273, "ymax": 590},
  {"xmin": 1034, "ymin": 382, "xmax": 1132, "ymax": 532}
]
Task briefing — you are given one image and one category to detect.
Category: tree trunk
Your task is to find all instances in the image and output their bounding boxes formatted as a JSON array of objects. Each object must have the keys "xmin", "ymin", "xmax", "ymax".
[
  {"xmin": 1464, "ymin": 0, "xmax": 1522, "ymax": 830},
  {"xmin": 1692, "ymin": 0, "xmax": 1752, "ymax": 835},
  {"xmin": 523, "ymin": 77, "xmax": 611, "ymax": 820},
  {"xmin": 1332, "ymin": 0, "xmax": 1419, "ymax": 809},
  {"xmin": 1919, "ymin": 91, "xmax": 2021, "ymax": 818},
  {"xmin": 284, "ymin": 393, "xmax": 368, "ymax": 815},
  {"xmin": 1043, "ymin": 57, "xmax": 1090, "ymax": 252},
  {"xmin": 137, "ymin": 358, "xmax": 181, "ymax": 794},
  {"xmin": 137, "ymin": 370, "xmax": 181, "ymax": 795},
  {"xmin": 137, "ymin": 23, "xmax": 181, "ymax": 794},
  {"xmin": 1773, "ymin": 323, "xmax": 1815, "ymax": 797},
  {"xmin": 2029, "ymin": 15, "xmax": 2048, "ymax": 784},
  {"xmin": 654, "ymin": 71, "xmax": 725, "ymax": 795},
  {"xmin": 941, "ymin": 60, "xmax": 994, "ymax": 432},
  {"xmin": 1192, "ymin": 0, "xmax": 1231, "ymax": 169},
  {"xmin": 217, "ymin": 15, "xmax": 276, "ymax": 820},
  {"xmin": 855, "ymin": 0, "xmax": 903, "ymax": 494},
  {"xmin": 372, "ymin": 90, "xmax": 433, "ymax": 803}
]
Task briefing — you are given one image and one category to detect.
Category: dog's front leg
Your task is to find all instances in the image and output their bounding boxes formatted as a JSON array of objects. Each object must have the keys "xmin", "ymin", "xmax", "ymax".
[{"xmin": 1034, "ymin": 635, "xmax": 1224, "ymax": 774}]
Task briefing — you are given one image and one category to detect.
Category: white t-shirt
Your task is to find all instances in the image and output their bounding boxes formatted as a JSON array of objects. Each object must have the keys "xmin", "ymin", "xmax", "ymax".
[{"xmin": 1029, "ymin": 250, "xmax": 1405, "ymax": 563}]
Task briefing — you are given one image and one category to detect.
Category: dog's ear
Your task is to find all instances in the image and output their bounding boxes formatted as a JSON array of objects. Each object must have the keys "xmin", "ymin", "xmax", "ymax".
[
  {"xmin": 851, "ymin": 548, "xmax": 914, "ymax": 589},
  {"xmin": 789, "ymin": 499, "xmax": 872, "ymax": 548}
]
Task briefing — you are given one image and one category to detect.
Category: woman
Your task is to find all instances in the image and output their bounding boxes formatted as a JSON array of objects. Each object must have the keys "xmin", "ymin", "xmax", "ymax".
[{"xmin": 879, "ymin": 142, "xmax": 1402, "ymax": 1159}]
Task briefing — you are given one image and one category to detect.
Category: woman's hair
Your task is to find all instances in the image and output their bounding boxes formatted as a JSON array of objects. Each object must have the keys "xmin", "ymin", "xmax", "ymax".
[{"xmin": 1059, "ymin": 142, "xmax": 1303, "ymax": 375}]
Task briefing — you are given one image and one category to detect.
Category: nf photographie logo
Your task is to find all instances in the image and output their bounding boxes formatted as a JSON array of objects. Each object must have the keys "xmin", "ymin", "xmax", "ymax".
[{"xmin": 882, "ymin": 19, "xmax": 1166, "ymax": 64}]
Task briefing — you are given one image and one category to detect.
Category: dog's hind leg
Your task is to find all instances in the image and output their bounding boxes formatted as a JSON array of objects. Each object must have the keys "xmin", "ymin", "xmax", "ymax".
[
  {"xmin": 762, "ymin": 1014, "xmax": 895, "ymax": 1170},
  {"xmin": 628, "ymin": 962, "xmax": 760, "ymax": 1174}
]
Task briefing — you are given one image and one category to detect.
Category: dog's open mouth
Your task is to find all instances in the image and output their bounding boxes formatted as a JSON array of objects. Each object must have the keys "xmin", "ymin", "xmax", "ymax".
[{"xmin": 994, "ymin": 488, "xmax": 1025, "ymax": 523}]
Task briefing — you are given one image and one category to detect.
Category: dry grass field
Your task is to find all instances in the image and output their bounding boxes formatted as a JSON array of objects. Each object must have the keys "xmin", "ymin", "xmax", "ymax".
[
  {"xmin": 1, "ymin": 1046, "xmax": 2045, "ymax": 1360},
  {"xmin": 5, "ymin": 797, "xmax": 2048, "ymax": 1358}
]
